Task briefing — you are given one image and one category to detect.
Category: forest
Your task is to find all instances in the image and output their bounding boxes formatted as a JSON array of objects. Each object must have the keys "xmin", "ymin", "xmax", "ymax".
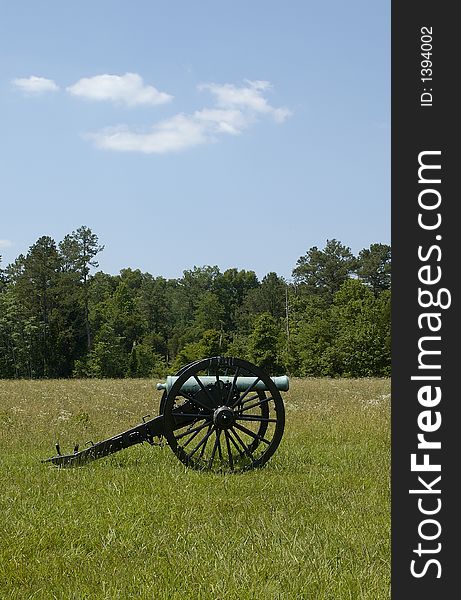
[{"xmin": 0, "ymin": 226, "xmax": 391, "ymax": 379}]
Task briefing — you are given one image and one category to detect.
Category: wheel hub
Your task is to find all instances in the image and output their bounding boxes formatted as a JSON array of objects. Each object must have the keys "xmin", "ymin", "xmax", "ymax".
[{"xmin": 213, "ymin": 405, "xmax": 235, "ymax": 430}]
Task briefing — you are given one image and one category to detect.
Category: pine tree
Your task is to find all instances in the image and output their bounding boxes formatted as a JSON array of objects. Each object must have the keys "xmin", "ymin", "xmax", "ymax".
[{"xmin": 59, "ymin": 226, "xmax": 104, "ymax": 351}]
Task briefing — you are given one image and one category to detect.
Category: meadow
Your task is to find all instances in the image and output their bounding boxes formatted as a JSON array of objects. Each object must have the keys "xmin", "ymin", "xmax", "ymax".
[{"xmin": 0, "ymin": 378, "xmax": 390, "ymax": 600}]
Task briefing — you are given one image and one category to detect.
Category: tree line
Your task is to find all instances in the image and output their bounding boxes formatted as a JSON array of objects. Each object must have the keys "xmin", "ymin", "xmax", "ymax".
[{"xmin": 0, "ymin": 227, "xmax": 391, "ymax": 379}]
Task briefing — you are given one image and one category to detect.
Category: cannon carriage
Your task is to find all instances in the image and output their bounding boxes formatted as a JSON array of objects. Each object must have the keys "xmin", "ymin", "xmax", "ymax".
[{"xmin": 44, "ymin": 356, "xmax": 288, "ymax": 473}]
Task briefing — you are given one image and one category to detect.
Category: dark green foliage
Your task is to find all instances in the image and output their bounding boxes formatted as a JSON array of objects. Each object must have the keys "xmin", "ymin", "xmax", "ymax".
[
  {"xmin": 331, "ymin": 281, "xmax": 391, "ymax": 376},
  {"xmin": 59, "ymin": 226, "xmax": 104, "ymax": 351},
  {"xmin": 0, "ymin": 232, "xmax": 391, "ymax": 379},
  {"xmin": 5, "ymin": 237, "xmax": 71, "ymax": 377},
  {"xmin": 84, "ymin": 324, "xmax": 127, "ymax": 378},
  {"xmin": 356, "ymin": 243, "xmax": 391, "ymax": 296},
  {"xmin": 247, "ymin": 313, "xmax": 284, "ymax": 374},
  {"xmin": 172, "ymin": 328, "xmax": 228, "ymax": 371},
  {"xmin": 292, "ymin": 239, "xmax": 357, "ymax": 299},
  {"xmin": 288, "ymin": 293, "xmax": 338, "ymax": 377}
]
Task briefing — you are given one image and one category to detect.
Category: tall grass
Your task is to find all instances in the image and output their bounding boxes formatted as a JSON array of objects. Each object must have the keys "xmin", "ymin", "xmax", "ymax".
[{"xmin": 0, "ymin": 378, "xmax": 390, "ymax": 599}]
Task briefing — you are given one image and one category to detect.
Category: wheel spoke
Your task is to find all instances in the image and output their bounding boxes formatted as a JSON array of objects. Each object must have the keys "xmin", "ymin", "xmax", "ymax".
[
  {"xmin": 235, "ymin": 415, "xmax": 277, "ymax": 423},
  {"xmin": 179, "ymin": 391, "xmax": 212, "ymax": 412},
  {"xmin": 226, "ymin": 429, "xmax": 247, "ymax": 459},
  {"xmin": 193, "ymin": 374, "xmax": 216, "ymax": 406},
  {"xmin": 236, "ymin": 393, "xmax": 260, "ymax": 406},
  {"xmin": 173, "ymin": 412, "xmax": 210, "ymax": 419},
  {"xmin": 217, "ymin": 430, "xmax": 223, "ymax": 461},
  {"xmin": 208, "ymin": 430, "xmax": 221, "ymax": 468},
  {"xmin": 224, "ymin": 430, "xmax": 234, "ymax": 469},
  {"xmin": 225, "ymin": 367, "xmax": 241, "ymax": 406},
  {"xmin": 182, "ymin": 425, "xmax": 205, "ymax": 448},
  {"xmin": 238, "ymin": 397, "xmax": 272, "ymax": 413},
  {"xmin": 230, "ymin": 377, "xmax": 261, "ymax": 408},
  {"xmin": 175, "ymin": 420, "xmax": 210, "ymax": 440},
  {"xmin": 229, "ymin": 427, "xmax": 256, "ymax": 461},
  {"xmin": 233, "ymin": 422, "xmax": 271, "ymax": 445},
  {"xmin": 186, "ymin": 425, "xmax": 216, "ymax": 459},
  {"xmin": 199, "ymin": 423, "xmax": 213, "ymax": 458}
]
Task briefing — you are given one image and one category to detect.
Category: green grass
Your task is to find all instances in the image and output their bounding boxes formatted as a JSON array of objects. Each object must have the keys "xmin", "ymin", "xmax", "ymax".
[{"xmin": 0, "ymin": 378, "xmax": 390, "ymax": 600}]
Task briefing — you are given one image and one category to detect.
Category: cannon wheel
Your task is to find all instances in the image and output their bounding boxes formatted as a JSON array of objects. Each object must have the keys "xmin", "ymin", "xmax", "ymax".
[
  {"xmin": 162, "ymin": 357, "xmax": 285, "ymax": 472},
  {"xmin": 160, "ymin": 358, "xmax": 270, "ymax": 453}
]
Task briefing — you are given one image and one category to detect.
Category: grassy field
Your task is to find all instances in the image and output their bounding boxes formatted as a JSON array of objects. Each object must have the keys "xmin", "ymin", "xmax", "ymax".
[{"xmin": 0, "ymin": 377, "xmax": 390, "ymax": 600}]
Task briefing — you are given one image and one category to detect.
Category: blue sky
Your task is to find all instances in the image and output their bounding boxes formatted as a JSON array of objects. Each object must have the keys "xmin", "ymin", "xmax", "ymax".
[{"xmin": 0, "ymin": 0, "xmax": 389, "ymax": 280}]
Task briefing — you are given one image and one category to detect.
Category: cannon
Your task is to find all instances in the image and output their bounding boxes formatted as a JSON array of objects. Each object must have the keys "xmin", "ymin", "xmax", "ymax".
[{"xmin": 43, "ymin": 357, "xmax": 288, "ymax": 472}]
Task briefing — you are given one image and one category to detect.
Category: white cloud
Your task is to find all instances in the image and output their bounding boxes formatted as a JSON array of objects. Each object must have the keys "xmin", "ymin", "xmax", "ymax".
[
  {"xmin": 194, "ymin": 107, "xmax": 252, "ymax": 134},
  {"xmin": 86, "ymin": 80, "xmax": 291, "ymax": 154},
  {"xmin": 86, "ymin": 108, "xmax": 253, "ymax": 154},
  {"xmin": 199, "ymin": 79, "xmax": 292, "ymax": 122},
  {"xmin": 12, "ymin": 76, "xmax": 59, "ymax": 94},
  {"xmin": 67, "ymin": 73, "xmax": 173, "ymax": 107},
  {"xmin": 0, "ymin": 239, "xmax": 13, "ymax": 248},
  {"xmin": 86, "ymin": 114, "xmax": 208, "ymax": 154}
]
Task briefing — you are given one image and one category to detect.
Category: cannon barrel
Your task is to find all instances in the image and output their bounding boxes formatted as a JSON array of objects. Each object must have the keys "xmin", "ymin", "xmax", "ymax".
[{"xmin": 156, "ymin": 375, "xmax": 289, "ymax": 394}]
